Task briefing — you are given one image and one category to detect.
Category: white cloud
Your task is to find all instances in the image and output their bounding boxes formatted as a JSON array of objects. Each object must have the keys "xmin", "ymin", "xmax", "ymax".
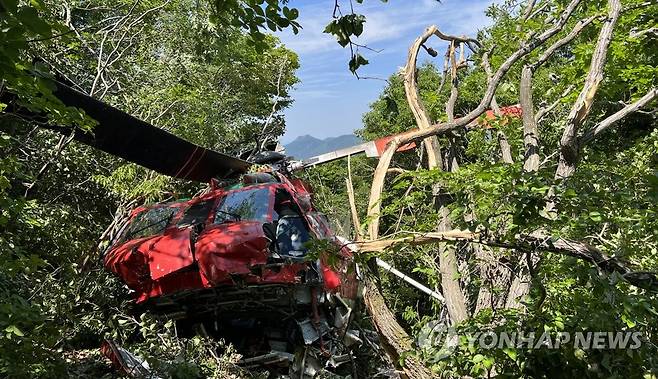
[
  {"xmin": 280, "ymin": 0, "xmax": 498, "ymax": 137},
  {"xmin": 279, "ymin": 0, "xmax": 494, "ymax": 56}
]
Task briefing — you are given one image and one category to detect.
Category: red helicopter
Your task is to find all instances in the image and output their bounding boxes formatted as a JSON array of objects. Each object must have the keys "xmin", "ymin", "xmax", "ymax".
[
  {"xmin": 7, "ymin": 77, "xmax": 521, "ymax": 376},
  {"xmin": 5, "ymin": 77, "xmax": 422, "ymax": 376}
]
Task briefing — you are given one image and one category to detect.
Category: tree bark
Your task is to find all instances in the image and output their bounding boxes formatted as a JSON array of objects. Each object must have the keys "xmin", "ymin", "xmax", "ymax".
[
  {"xmin": 556, "ymin": 0, "xmax": 621, "ymax": 179},
  {"xmin": 520, "ymin": 66, "xmax": 540, "ymax": 172},
  {"xmin": 497, "ymin": 131, "xmax": 514, "ymax": 164},
  {"xmin": 521, "ymin": 15, "xmax": 597, "ymax": 172},
  {"xmin": 403, "ymin": 27, "xmax": 445, "ymax": 169},
  {"xmin": 363, "ymin": 277, "xmax": 433, "ymax": 379},
  {"xmin": 367, "ymin": 0, "xmax": 583, "ymax": 256},
  {"xmin": 357, "ymin": 231, "xmax": 658, "ymax": 291}
]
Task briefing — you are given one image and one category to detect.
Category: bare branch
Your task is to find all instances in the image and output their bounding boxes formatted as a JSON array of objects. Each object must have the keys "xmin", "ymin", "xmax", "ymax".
[
  {"xmin": 516, "ymin": 0, "xmax": 538, "ymax": 31},
  {"xmin": 480, "ymin": 46, "xmax": 501, "ymax": 116},
  {"xmin": 403, "ymin": 25, "xmax": 456, "ymax": 170},
  {"xmin": 580, "ymin": 87, "xmax": 658, "ymax": 144},
  {"xmin": 535, "ymin": 84, "xmax": 575, "ymax": 123},
  {"xmin": 357, "ymin": 231, "xmax": 658, "ymax": 291},
  {"xmin": 522, "ymin": 15, "xmax": 596, "ymax": 172},
  {"xmin": 532, "ymin": 15, "xmax": 598, "ymax": 70},
  {"xmin": 437, "ymin": 46, "xmax": 451, "ymax": 94},
  {"xmin": 445, "ymin": 42, "xmax": 467, "ymax": 123},
  {"xmin": 481, "ymin": 46, "xmax": 514, "ymax": 163},
  {"xmin": 530, "ymin": 2, "xmax": 550, "ymax": 19},
  {"xmin": 630, "ymin": 27, "xmax": 658, "ymax": 38},
  {"xmin": 368, "ymin": 0, "xmax": 583, "ymax": 240},
  {"xmin": 259, "ymin": 57, "xmax": 289, "ymax": 151}
]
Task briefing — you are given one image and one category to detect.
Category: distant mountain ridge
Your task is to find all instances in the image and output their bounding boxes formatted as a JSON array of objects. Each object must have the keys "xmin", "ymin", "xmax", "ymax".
[{"xmin": 284, "ymin": 134, "xmax": 362, "ymax": 160}]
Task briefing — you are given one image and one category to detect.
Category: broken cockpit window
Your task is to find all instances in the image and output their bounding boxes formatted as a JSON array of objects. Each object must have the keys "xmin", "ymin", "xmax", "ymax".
[
  {"xmin": 213, "ymin": 187, "xmax": 270, "ymax": 224},
  {"xmin": 176, "ymin": 200, "xmax": 213, "ymax": 228},
  {"xmin": 119, "ymin": 206, "xmax": 179, "ymax": 243},
  {"xmin": 273, "ymin": 189, "xmax": 311, "ymax": 257}
]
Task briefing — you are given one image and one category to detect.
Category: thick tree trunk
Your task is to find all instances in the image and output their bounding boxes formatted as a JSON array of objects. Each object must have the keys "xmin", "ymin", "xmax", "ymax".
[
  {"xmin": 437, "ymin": 206, "xmax": 469, "ymax": 323},
  {"xmin": 497, "ymin": 131, "xmax": 514, "ymax": 164},
  {"xmin": 474, "ymin": 246, "xmax": 512, "ymax": 314},
  {"xmin": 363, "ymin": 277, "xmax": 433, "ymax": 379},
  {"xmin": 504, "ymin": 256, "xmax": 537, "ymax": 309}
]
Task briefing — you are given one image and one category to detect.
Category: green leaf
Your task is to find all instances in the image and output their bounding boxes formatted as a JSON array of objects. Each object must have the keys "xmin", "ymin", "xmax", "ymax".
[
  {"xmin": 472, "ymin": 354, "xmax": 485, "ymax": 363},
  {"xmin": 348, "ymin": 54, "xmax": 369, "ymax": 73},
  {"xmin": 588, "ymin": 211, "xmax": 602, "ymax": 222},
  {"xmin": 503, "ymin": 348, "xmax": 517, "ymax": 360},
  {"xmin": 17, "ymin": 6, "xmax": 51, "ymax": 36},
  {"xmin": 622, "ymin": 313, "xmax": 636, "ymax": 328},
  {"xmin": 5, "ymin": 325, "xmax": 24, "ymax": 336}
]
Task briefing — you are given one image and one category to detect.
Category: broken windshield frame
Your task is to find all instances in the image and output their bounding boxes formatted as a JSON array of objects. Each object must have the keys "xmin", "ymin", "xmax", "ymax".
[
  {"xmin": 119, "ymin": 206, "xmax": 179, "ymax": 243},
  {"xmin": 214, "ymin": 209, "xmax": 242, "ymax": 223},
  {"xmin": 213, "ymin": 187, "xmax": 271, "ymax": 225}
]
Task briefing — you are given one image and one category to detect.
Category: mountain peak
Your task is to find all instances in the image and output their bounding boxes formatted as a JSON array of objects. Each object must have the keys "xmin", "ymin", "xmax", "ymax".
[{"xmin": 284, "ymin": 134, "xmax": 362, "ymax": 160}]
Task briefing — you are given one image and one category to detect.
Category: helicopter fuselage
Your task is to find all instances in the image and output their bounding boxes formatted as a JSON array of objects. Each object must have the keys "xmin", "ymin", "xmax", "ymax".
[{"xmin": 103, "ymin": 172, "xmax": 358, "ymax": 307}]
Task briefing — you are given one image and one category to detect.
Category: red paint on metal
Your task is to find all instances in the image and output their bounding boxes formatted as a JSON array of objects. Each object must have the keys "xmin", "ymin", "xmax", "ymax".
[
  {"xmin": 374, "ymin": 134, "xmax": 417, "ymax": 156},
  {"xmin": 195, "ymin": 221, "xmax": 269, "ymax": 285},
  {"xmin": 104, "ymin": 237, "xmax": 152, "ymax": 290},
  {"xmin": 100, "ymin": 340, "xmax": 125, "ymax": 374},
  {"xmin": 262, "ymin": 263, "xmax": 305, "ymax": 283},
  {"xmin": 137, "ymin": 269, "xmax": 207, "ymax": 303},
  {"xmin": 147, "ymin": 228, "xmax": 194, "ymax": 280},
  {"xmin": 322, "ymin": 264, "xmax": 341, "ymax": 290}
]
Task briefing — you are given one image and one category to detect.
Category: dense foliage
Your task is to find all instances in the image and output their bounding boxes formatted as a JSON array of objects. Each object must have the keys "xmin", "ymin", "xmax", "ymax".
[
  {"xmin": 307, "ymin": 0, "xmax": 658, "ymax": 377},
  {"xmin": 0, "ymin": 0, "xmax": 297, "ymax": 377}
]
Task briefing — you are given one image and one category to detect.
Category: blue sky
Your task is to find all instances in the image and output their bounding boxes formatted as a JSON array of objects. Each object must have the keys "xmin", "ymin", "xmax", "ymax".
[{"xmin": 277, "ymin": 0, "xmax": 496, "ymax": 143}]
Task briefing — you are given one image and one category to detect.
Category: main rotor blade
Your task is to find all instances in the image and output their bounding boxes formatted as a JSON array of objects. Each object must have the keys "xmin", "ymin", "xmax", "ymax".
[
  {"xmin": 9, "ymin": 81, "xmax": 251, "ymax": 181},
  {"xmin": 301, "ymin": 134, "xmax": 417, "ymax": 167},
  {"xmin": 300, "ymin": 105, "xmax": 523, "ymax": 168}
]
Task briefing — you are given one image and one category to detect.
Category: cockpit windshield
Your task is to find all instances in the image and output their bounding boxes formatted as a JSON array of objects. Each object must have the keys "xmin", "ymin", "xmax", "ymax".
[
  {"xmin": 119, "ymin": 206, "xmax": 179, "ymax": 243},
  {"xmin": 214, "ymin": 187, "xmax": 270, "ymax": 224}
]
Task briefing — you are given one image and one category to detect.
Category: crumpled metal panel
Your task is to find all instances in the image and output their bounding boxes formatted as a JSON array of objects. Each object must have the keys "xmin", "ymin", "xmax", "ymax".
[
  {"xmin": 147, "ymin": 228, "xmax": 194, "ymax": 280},
  {"xmin": 195, "ymin": 220, "xmax": 270, "ymax": 285},
  {"xmin": 103, "ymin": 237, "xmax": 152, "ymax": 290},
  {"xmin": 101, "ymin": 339, "xmax": 159, "ymax": 378}
]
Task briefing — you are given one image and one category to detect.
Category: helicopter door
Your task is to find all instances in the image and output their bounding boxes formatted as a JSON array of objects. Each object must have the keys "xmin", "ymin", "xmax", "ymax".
[{"xmin": 144, "ymin": 199, "xmax": 215, "ymax": 280}]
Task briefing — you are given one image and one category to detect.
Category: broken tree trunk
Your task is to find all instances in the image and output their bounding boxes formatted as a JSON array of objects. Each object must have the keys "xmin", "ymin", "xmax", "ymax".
[
  {"xmin": 436, "ymin": 41, "xmax": 469, "ymax": 323},
  {"xmin": 367, "ymin": 0, "xmax": 585, "ymax": 239},
  {"xmin": 362, "ymin": 3, "xmax": 585, "ymax": 373},
  {"xmin": 521, "ymin": 14, "xmax": 597, "ymax": 173},
  {"xmin": 481, "ymin": 47, "xmax": 514, "ymax": 164},
  {"xmin": 556, "ymin": 0, "xmax": 621, "ymax": 179}
]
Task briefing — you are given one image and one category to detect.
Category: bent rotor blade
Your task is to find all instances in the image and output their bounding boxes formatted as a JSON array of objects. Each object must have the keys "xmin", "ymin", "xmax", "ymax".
[
  {"xmin": 299, "ymin": 105, "xmax": 523, "ymax": 168},
  {"xmin": 5, "ymin": 81, "xmax": 251, "ymax": 182},
  {"xmin": 301, "ymin": 134, "xmax": 417, "ymax": 168}
]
